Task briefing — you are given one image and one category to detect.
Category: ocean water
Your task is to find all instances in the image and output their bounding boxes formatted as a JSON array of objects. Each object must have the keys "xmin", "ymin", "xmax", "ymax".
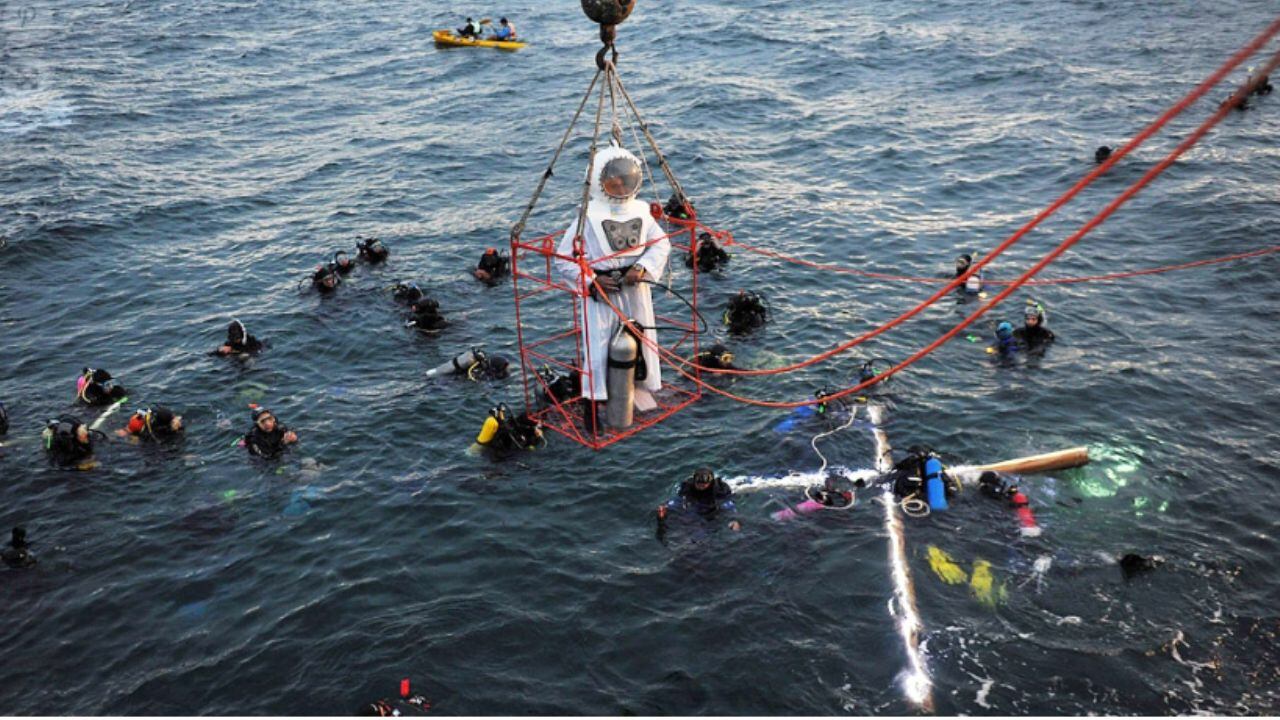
[{"xmin": 2, "ymin": 0, "xmax": 1279, "ymax": 714}]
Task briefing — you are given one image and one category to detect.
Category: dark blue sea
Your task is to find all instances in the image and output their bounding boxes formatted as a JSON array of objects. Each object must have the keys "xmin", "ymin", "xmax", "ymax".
[{"xmin": 2, "ymin": 0, "xmax": 1279, "ymax": 714}]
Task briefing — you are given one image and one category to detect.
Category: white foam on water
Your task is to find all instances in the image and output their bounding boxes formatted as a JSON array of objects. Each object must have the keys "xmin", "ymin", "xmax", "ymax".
[
  {"xmin": 723, "ymin": 465, "xmax": 879, "ymax": 494},
  {"xmin": 0, "ymin": 86, "xmax": 74, "ymax": 137}
]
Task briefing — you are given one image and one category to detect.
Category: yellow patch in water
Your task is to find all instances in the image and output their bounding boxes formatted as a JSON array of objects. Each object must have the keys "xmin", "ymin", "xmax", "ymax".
[{"xmin": 927, "ymin": 545, "xmax": 968, "ymax": 585}]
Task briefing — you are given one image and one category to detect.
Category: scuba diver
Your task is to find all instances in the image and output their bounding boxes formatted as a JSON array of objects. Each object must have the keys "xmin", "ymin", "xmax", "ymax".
[
  {"xmin": 357, "ymin": 236, "xmax": 389, "ymax": 263},
  {"xmin": 657, "ymin": 467, "xmax": 741, "ymax": 533},
  {"xmin": 42, "ymin": 416, "xmax": 98, "ymax": 467},
  {"xmin": 723, "ymin": 290, "xmax": 769, "ymax": 335},
  {"xmin": 473, "ymin": 247, "xmax": 510, "ymax": 284},
  {"xmin": 772, "ymin": 472, "xmax": 856, "ymax": 521},
  {"xmin": 663, "ymin": 192, "xmax": 695, "ymax": 221},
  {"xmin": 474, "ymin": 403, "xmax": 544, "ymax": 452},
  {"xmin": 989, "ymin": 321, "xmax": 1018, "ymax": 359},
  {"xmin": 978, "ymin": 471, "xmax": 1040, "ymax": 536},
  {"xmin": 686, "ymin": 232, "xmax": 730, "ymax": 274},
  {"xmin": 406, "ymin": 297, "xmax": 448, "ymax": 333},
  {"xmin": 311, "ymin": 263, "xmax": 341, "ymax": 293},
  {"xmin": 886, "ymin": 445, "xmax": 958, "ymax": 514},
  {"xmin": 690, "ymin": 343, "xmax": 736, "ymax": 371},
  {"xmin": 457, "ymin": 17, "xmax": 482, "ymax": 38},
  {"xmin": 1013, "ymin": 300, "xmax": 1055, "ymax": 353},
  {"xmin": 536, "ymin": 365, "xmax": 581, "ymax": 406},
  {"xmin": 1095, "ymin": 146, "xmax": 1113, "ymax": 163},
  {"xmin": 76, "ymin": 368, "xmax": 128, "ymax": 406},
  {"xmin": 2, "ymin": 527, "xmax": 35, "ymax": 569},
  {"xmin": 955, "ymin": 253, "xmax": 983, "ymax": 294},
  {"xmin": 426, "ymin": 347, "xmax": 510, "ymax": 381},
  {"xmin": 390, "ymin": 281, "xmax": 424, "ymax": 305},
  {"xmin": 243, "ymin": 407, "xmax": 298, "ymax": 459},
  {"xmin": 116, "ymin": 406, "xmax": 185, "ymax": 441},
  {"xmin": 215, "ymin": 319, "xmax": 264, "ymax": 356},
  {"xmin": 332, "ymin": 250, "xmax": 355, "ymax": 276},
  {"xmin": 773, "ymin": 387, "xmax": 855, "ymax": 434},
  {"xmin": 1251, "ymin": 72, "xmax": 1274, "ymax": 96}
]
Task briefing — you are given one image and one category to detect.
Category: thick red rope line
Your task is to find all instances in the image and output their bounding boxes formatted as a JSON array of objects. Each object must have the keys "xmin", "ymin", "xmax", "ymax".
[
  {"xmin": 600, "ymin": 34, "xmax": 1280, "ymax": 408},
  {"xmin": 659, "ymin": 16, "xmax": 1280, "ymax": 378},
  {"xmin": 724, "ymin": 236, "xmax": 1280, "ymax": 286}
]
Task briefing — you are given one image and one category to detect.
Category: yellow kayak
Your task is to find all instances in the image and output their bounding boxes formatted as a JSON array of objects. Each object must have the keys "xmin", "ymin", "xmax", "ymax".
[{"xmin": 433, "ymin": 30, "xmax": 527, "ymax": 51}]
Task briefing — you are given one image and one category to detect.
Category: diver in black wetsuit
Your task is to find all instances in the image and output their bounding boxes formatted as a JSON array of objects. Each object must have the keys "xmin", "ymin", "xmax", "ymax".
[
  {"xmin": 723, "ymin": 290, "xmax": 768, "ymax": 335},
  {"xmin": 1012, "ymin": 301, "xmax": 1055, "ymax": 353},
  {"xmin": 357, "ymin": 237, "xmax": 389, "ymax": 263},
  {"xmin": 2, "ymin": 527, "xmax": 35, "ymax": 569},
  {"xmin": 686, "ymin": 232, "xmax": 730, "ymax": 273},
  {"xmin": 657, "ymin": 467, "xmax": 741, "ymax": 532},
  {"xmin": 243, "ymin": 407, "xmax": 298, "ymax": 459},
  {"xmin": 332, "ymin": 250, "xmax": 355, "ymax": 276},
  {"xmin": 216, "ymin": 319, "xmax": 264, "ymax": 357},
  {"xmin": 690, "ymin": 343, "xmax": 736, "ymax": 370},
  {"xmin": 407, "ymin": 297, "xmax": 448, "ymax": 333},
  {"xmin": 663, "ymin": 192, "xmax": 695, "ymax": 221},
  {"xmin": 77, "ymin": 368, "xmax": 127, "ymax": 406},
  {"xmin": 312, "ymin": 263, "xmax": 341, "ymax": 293},
  {"xmin": 117, "ymin": 406, "xmax": 185, "ymax": 441},
  {"xmin": 43, "ymin": 416, "xmax": 96, "ymax": 466},
  {"xmin": 473, "ymin": 248, "xmax": 510, "ymax": 284}
]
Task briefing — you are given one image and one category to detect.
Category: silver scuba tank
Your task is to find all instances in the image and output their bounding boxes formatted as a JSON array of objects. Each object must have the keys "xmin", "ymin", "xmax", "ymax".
[
  {"xmin": 426, "ymin": 347, "xmax": 484, "ymax": 378},
  {"xmin": 605, "ymin": 323, "xmax": 638, "ymax": 429}
]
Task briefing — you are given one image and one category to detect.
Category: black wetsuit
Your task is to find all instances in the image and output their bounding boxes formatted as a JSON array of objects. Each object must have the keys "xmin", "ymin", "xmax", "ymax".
[
  {"xmin": 244, "ymin": 424, "xmax": 291, "ymax": 459},
  {"xmin": 409, "ymin": 301, "xmax": 448, "ymax": 332},
  {"xmin": 476, "ymin": 251, "xmax": 508, "ymax": 280},
  {"xmin": 483, "ymin": 412, "xmax": 542, "ymax": 451},
  {"xmin": 2, "ymin": 529, "xmax": 36, "ymax": 569},
  {"xmin": 671, "ymin": 478, "xmax": 737, "ymax": 517},
  {"xmin": 45, "ymin": 422, "xmax": 93, "ymax": 465},
  {"xmin": 686, "ymin": 234, "xmax": 729, "ymax": 273},
  {"xmin": 691, "ymin": 344, "xmax": 735, "ymax": 370},
  {"xmin": 724, "ymin": 292, "xmax": 768, "ymax": 335},
  {"xmin": 1013, "ymin": 324, "xmax": 1055, "ymax": 353}
]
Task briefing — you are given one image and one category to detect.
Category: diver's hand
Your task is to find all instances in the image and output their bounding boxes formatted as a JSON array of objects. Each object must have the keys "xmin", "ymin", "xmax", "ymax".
[
  {"xmin": 728, "ymin": 520, "xmax": 742, "ymax": 532},
  {"xmin": 624, "ymin": 266, "xmax": 646, "ymax": 285},
  {"xmin": 283, "ymin": 431, "xmax": 298, "ymax": 444},
  {"xmin": 217, "ymin": 345, "xmax": 232, "ymax": 355},
  {"xmin": 594, "ymin": 275, "xmax": 621, "ymax": 294},
  {"xmin": 474, "ymin": 269, "xmax": 492, "ymax": 282}
]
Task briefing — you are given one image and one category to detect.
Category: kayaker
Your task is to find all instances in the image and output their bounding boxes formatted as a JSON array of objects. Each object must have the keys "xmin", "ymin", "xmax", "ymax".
[
  {"xmin": 457, "ymin": 18, "xmax": 482, "ymax": 38},
  {"xmin": 492, "ymin": 17, "xmax": 517, "ymax": 41}
]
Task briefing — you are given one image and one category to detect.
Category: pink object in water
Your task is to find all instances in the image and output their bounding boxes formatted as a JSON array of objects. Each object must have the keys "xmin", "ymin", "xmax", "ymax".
[{"xmin": 771, "ymin": 498, "xmax": 825, "ymax": 521}]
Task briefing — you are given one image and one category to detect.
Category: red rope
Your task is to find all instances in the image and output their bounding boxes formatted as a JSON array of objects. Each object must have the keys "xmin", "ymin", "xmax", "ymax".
[
  {"xmin": 723, "ymin": 235, "xmax": 1280, "ymax": 286},
  {"xmin": 603, "ymin": 30, "xmax": 1280, "ymax": 408},
  {"xmin": 658, "ymin": 16, "xmax": 1280, "ymax": 379}
]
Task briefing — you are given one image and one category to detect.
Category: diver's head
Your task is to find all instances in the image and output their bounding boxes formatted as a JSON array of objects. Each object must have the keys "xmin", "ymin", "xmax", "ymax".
[
  {"xmin": 691, "ymin": 467, "xmax": 715, "ymax": 490},
  {"xmin": 333, "ymin": 250, "xmax": 353, "ymax": 271},
  {"xmin": 978, "ymin": 471, "xmax": 999, "ymax": 487},
  {"xmin": 358, "ymin": 237, "xmax": 388, "ymax": 260},
  {"xmin": 1095, "ymin": 146, "xmax": 1112, "ymax": 163},
  {"xmin": 955, "ymin": 254, "xmax": 972, "ymax": 274},
  {"xmin": 486, "ymin": 355, "xmax": 511, "ymax": 379},
  {"xmin": 253, "ymin": 407, "xmax": 277, "ymax": 432},
  {"xmin": 152, "ymin": 406, "xmax": 182, "ymax": 433},
  {"xmin": 500, "ymin": 17, "xmax": 509, "ymax": 25},
  {"xmin": 996, "ymin": 321, "xmax": 1014, "ymax": 341},
  {"xmin": 411, "ymin": 297, "xmax": 440, "ymax": 315},
  {"xmin": 588, "ymin": 143, "xmax": 643, "ymax": 210},
  {"xmin": 1024, "ymin": 301, "xmax": 1045, "ymax": 327},
  {"xmin": 11, "ymin": 526, "xmax": 26, "ymax": 548},
  {"xmin": 227, "ymin": 319, "xmax": 247, "ymax": 345},
  {"xmin": 75, "ymin": 423, "xmax": 90, "ymax": 444}
]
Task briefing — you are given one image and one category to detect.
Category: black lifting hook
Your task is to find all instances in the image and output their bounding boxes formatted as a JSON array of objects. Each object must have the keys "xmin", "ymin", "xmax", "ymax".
[{"xmin": 596, "ymin": 24, "xmax": 619, "ymax": 70}]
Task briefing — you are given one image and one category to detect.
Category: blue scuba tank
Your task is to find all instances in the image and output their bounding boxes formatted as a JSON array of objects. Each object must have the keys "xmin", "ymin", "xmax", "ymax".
[{"xmin": 924, "ymin": 457, "xmax": 948, "ymax": 511}]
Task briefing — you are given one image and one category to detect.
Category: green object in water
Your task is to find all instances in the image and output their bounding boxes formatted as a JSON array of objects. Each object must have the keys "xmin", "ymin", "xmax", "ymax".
[
  {"xmin": 221, "ymin": 489, "xmax": 238, "ymax": 502},
  {"xmin": 966, "ymin": 334, "xmax": 980, "ymax": 343}
]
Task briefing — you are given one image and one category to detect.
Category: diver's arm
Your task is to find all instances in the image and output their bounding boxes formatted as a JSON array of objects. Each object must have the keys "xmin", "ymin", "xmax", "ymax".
[
  {"xmin": 553, "ymin": 219, "xmax": 588, "ymax": 289},
  {"xmin": 633, "ymin": 220, "xmax": 671, "ymax": 280}
]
